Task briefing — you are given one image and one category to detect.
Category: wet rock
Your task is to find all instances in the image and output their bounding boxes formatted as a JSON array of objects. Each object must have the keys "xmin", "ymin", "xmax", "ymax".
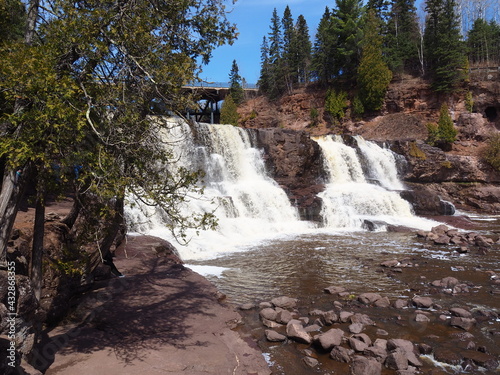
[
  {"xmin": 349, "ymin": 322, "xmax": 364, "ymax": 334},
  {"xmin": 462, "ymin": 350, "xmax": 499, "ymax": 370},
  {"xmin": 374, "ymin": 297, "xmax": 391, "ymax": 308},
  {"xmin": 319, "ymin": 310, "xmax": 338, "ymax": 325},
  {"xmin": 239, "ymin": 303, "xmax": 255, "ymax": 310},
  {"xmin": 271, "ymin": 296, "xmax": 297, "ymax": 309},
  {"xmin": 259, "ymin": 301, "xmax": 273, "ymax": 309},
  {"xmin": 417, "ymin": 343, "xmax": 433, "ymax": 355},
  {"xmin": 302, "ymin": 356, "xmax": 319, "ymax": 367},
  {"xmin": 376, "ymin": 329, "xmax": 389, "ymax": 337},
  {"xmin": 364, "ymin": 345, "xmax": 388, "ymax": 363},
  {"xmin": 450, "ymin": 307, "xmax": 472, "ymax": 318},
  {"xmin": 431, "ymin": 276, "xmax": 459, "ymax": 288},
  {"xmin": 340, "ymin": 311, "xmax": 354, "ymax": 322},
  {"xmin": 415, "ymin": 313, "xmax": 430, "ymax": 322},
  {"xmin": 275, "ymin": 309, "xmax": 293, "ymax": 324},
  {"xmin": 262, "ymin": 318, "xmax": 282, "ymax": 328},
  {"xmin": 265, "ymin": 330, "xmax": 286, "ymax": 342},
  {"xmin": 350, "ymin": 355, "xmax": 382, "ymax": 375},
  {"xmin": 411, "ymin": 296, "xmax": 433, "ymax": 308},
  {"xmin": 353, "ymin": 333, "xmax": 372, "ymax": 346},
  {"xmin": 450, "ymin": 316, "xmax": 476, "ymax": 331},
  {"xmin": 385, "ymin": 348, "xmax": 409, "ymax": 371},
  {"xmin": 434, "ymin": 348, "xmax": 463, "ymax": 365},
  {"xmin": 304, "ymin": 323, "xmax": 322, "ymax": 333},
  {"xmin": 350, "ymin": 313, "xmax": 375, "ymax": 326},
  {"xmin": 358, "ymin": 292, "xmax": 383, "ymax": 305},
  {"xmin": 393, "ymin": 299, "xmax": 408, "ymax": 309},
  {"xmin": 324, "ymin": 286, "xmax": 347, "ymax": 295},
  {"xmin": 349, "ymin": 337, "xmax": 369, "ymax": 352},
  {"xmin": 381, "ymin": 259, "xmax": 400, "ymax": 267},
  {"xmin": 330, "ymin": 346, "xmax": 354, "ymax": 363},
  {"xmin": 286, "ymin": 320, "xmax": 312, "ymax": 344},
  {"xmin": 387, "ymin": 339, "xmax": 422, "ymax": 367},
  {"xmin": 314, "ymin": 328, "xmax": 344, "ymax": 351},
  {"xmin": 260, "ymin": 308, "xmax": 277, "ymax": 321}
]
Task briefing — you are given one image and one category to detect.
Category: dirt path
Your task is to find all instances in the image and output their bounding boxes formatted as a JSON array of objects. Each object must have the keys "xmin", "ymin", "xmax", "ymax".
[{"xmin": 33, "ymin": 235, "xmax": 270, "ymax": 375}]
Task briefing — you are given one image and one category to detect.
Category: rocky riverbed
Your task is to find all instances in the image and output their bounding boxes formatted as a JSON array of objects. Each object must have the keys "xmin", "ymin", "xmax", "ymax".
[{"xmin": 230, "ymin": 224, "xmax": 500, "ymax": 375}]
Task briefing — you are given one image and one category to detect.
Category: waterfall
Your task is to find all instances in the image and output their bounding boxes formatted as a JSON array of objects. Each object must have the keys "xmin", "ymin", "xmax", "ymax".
[
  {"xmin": 314, "ymin": 135, "xmax": 430, "ymax": 230},
  {"xmin": 126, "ymin": 118, "xmax": 311, "ymax": 260}
]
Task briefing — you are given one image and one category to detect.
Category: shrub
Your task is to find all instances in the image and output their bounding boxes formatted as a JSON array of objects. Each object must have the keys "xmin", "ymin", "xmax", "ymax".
[
  {"xmin": 325, "ymin": 89, "xmax": 347, "ymax": 122},
  {"xmin": 310, "ymin": 107, "xmax": 319, "ymax": 126},
  {"xmin": 220, "ymin": 94, "xmax": 239, "ymax": 126},
  {"xmin": 352, "ymin": 95, "xmax": 365, "ymax": 117},
  {"xmin": 465, "ymin": 91, "xmax": 474, "ymax": 113},
  {"xmin": 426, "ymin": 104, "xmax": 458, "ymax": 149},
  {"xmin": 484, "ymin": 133, "xmax": 500, "ymax": 171}
]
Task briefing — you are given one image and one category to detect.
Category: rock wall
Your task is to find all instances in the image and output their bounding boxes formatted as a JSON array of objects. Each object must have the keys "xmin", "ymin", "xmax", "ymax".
[{"xmin": 253, "ymin": 129, "xmax": 325, "ymax": 221}]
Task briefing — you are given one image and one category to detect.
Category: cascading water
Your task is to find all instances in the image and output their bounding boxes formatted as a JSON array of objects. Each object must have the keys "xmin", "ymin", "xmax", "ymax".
[
  {"xmin": 314, "ymin": 134, "xmax": 434, "ymax": 230},
  {"xmin": 126, "ymin": 118, "xmax": 311, "ymax": 260}
]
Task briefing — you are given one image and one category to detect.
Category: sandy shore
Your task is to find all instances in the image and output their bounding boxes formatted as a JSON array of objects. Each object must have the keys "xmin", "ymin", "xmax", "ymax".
[{"xmin": 33, "ymin": 235, "xmax": 271, "ymax": 375}]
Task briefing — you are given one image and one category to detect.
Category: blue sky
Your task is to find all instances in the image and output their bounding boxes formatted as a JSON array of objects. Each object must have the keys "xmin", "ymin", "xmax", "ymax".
[{"xmin": 199, "ymin": 0, "xmax": 330, "ymax": 84}]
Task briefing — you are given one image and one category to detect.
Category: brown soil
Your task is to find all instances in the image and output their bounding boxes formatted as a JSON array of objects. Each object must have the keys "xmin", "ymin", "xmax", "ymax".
[{"xmin": 31, "ymin": 234, "xmax": 270, "ymax": 375}]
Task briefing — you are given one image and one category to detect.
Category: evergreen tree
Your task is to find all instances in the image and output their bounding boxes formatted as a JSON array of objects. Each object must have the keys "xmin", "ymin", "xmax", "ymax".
[
  {"xmin": 0, "ymin": 0, "xmax": 26, "ymax": 45},
  {"xmin": 331, "ymin": 0, "xmax": 365, "ymax": 82},
  {"xmin": 228, "ymin": 59, "xmax": 244, "ymax": 104},
  {"xmin": 312, "ymin": 7, "xmax": 334, "ymax": 84},
  {"xmin": 282, "ymin": 6, "xmax": 295, "ymax": 93},
  {"xmin": 220, "ymin": 94, "xmax": 239, "ymax": 126},
  {"xmin": 293, "ymin": 15, "xmax": 312, "ymax": 84},
  {"xmin": 385, "ymin": 0, "xmax": 420, "ymax": 75},
  {"xmin": 258, "ymin": 36, "xmax": 271, "ymax": 94},
  {"xmin": 467, "ymin": 19, "xmax": 500, "ymax": 65},
  {"xmin": 437, "ymin": 103, "xmax": 458, "ymax": 146},
  {"xmin": 267, "ymin": 8, "xmax": 284, "ymax": 98},
  {"xmin": 358, "ymin": 10, "xmax": 393, "ymax": 111},
  {"xmin": 424, "ymin": 0, "xmax": 467, "ymax": 92}
]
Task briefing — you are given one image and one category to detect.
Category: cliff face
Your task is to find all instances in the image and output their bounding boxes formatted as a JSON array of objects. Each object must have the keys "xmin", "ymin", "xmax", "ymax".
[{"xmin": 240, "ymin": 77, "xmax": 500, "ymax": 215}]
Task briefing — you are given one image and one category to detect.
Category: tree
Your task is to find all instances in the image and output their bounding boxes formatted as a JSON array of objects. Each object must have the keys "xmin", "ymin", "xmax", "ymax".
[
  {"xmin": 0, "ymin": 0, "xmax": 235, "ymax": 281},
  {"xmin": 258, "ymin": 36, "xmax": 271, "ymax": 94},
  {"xmin": 267, "ymin": 8, "xmax": 284, "ymax": 98},
  {"xmin": 358, "ymin": 10, "xmax": 393, "ymax": 111},
  {"xmin": 228, "ymin": 60, "xmax": 244, "ymax": 104},
  {"xmin": 293, "ymin": 15, "xmax": 312, "ymax": 84},
  {"xmin": 427, "ymin": 103, "xmax": 458, "ymax": 148},
  {"xmin": 0, "ymin": 0, "xmax": 26, "ymax": 45},
  {"xmin": 467, "ymin": 18, "xmax": 500, "ymax": 65},
  {"xmin": 281, "ymin": 5, "xmax": 295, "ymax": 93},
  {"xmin": 424, "ymin": 0, "xmax": 467, "ymax": 92},
  {"xmin": 330, "ymin": 0, "xmax": 365, "ymax": 82},
  {"xmin": 385, "ymin": 0, "xmax": 420, "ymax": 75},
  {"xmin": 220, "ymin": 94, "xmax": 239, "ymax": 126},
  {"xmin": 312, "ymin": 7, "xmax": 335, "ymax": 84}
]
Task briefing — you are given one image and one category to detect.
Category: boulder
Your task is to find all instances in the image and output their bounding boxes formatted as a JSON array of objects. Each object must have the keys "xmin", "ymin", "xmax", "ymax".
[
  {"xmin": 363, "ymin": 346, "xmax": 388, "ymax": 363},
  {"xmin": 260, "ymin": 308, "xmax": 277, "ymax": 321},
  {"xmin": 271, "ymin": 296, "xmax": 297, "ymax": 309},
  {"xmin": 319, "ymin": 310, "xmax": 338, "ymax": 325},
  {"xmin": 411, "ymin": 296, "xmax": 433, "ymax": 308},
  {"xmin": 349, "ymin": 337, "xmax": 369, "ymax": 352},
  {"xmin": 385, "ymin": 348, "xmax": 409, "ymax": 371},
  {"xmin": 324, "ymin": 286, "xmax": 347, "ymax": 295},
  {"xmin": 450, "ymin": 316, "xmax": 476, "ymax": 331},
  {"xmin": 350, "ymin": 313, "xmax": 375, "ymax": 326},
  {"xmin": 350, "ymin": 355, "xmax": 382, "ymax": 375},
  {"xmin": 330, "ymin": 346, "xmax": 354, "ymax": 363},
  {"xmin": 314, "ymin": 328, "xmax": 344, "ymax": 351},
  {"xmin": 302, "ymin": 356, "xmax": 319, "ymax": 368},
  {"xmin": 286, "ymin": 321, "xmax": 312, "ymax": 344},
  {"xmin": 348, "ymin": 323, "xmax": 364, "ymax": 334},
  {"xmin": 358, "ymin": 293, "xmax": 383, "ymax": 305},
  {"xmin": 450, "ymin": 307, "xmax": 472, "ymax": 318},
  {"xmin": 265, "ymin": 330, "xmax": 286, "ymax": 342},
  {"xmin": 275, "ymin": 309, "xmax": 293, "ymax": 324}
]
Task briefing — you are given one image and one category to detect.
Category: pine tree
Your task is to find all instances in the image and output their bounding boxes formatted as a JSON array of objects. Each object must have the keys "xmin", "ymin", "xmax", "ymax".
[
  {"xmin": 312, "ymin": 7, "xmax": 334, "ymax": 84},
  {"xmin": 467, "ymin": 18, "xmax": 500, "ymax": 66},
  {"xmin": 267, "ymin": 8, "xmax": 284, "ymax": 98},
  {"xmin": 437, "ymin": 103, "xmax": 458, "ymax": 146},
  {"xmin": 228, "ymin": 59, "xmax": 244, "ymax": 104},
  {"xmin": 220, "ymin": 94, "xmax": 239, "ymax": 126},
  {"xmin": 385, "ymin": 0, "xmax": 420, "ymax": 75},
  {"xmin": 424, "ymin": 0, "xmax": 467, "ymax": 92},
  {"xmin": 358, "ymin": 10, "xmax": 393, "ymax": 111},
  {"xmin": 258, "ymin": 36, "xmax": 271, "ymax": 94},
  {"xmin": 293, "ymin": 15, "xmax": 312, "ymax": 84},
  {"xmin": 282, "ymin": 6, "xmax": 295, "ymax": 93},
  {"xmin": 331, "ymin": 0, "xmax": 365, "ymax": 82}
]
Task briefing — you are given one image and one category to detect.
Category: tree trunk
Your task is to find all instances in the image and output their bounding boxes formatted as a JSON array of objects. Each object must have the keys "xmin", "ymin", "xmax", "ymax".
[
  {"xmin": 61, "ymin": 193, "xmax": 82, "ymax": 230},
  {"xmin": 0, "ymin": 166, "xmax": 30, "ymax": 264},
  {"xmin": 31, "ymin": 186, "xmax": 45, "ymax": 301}
]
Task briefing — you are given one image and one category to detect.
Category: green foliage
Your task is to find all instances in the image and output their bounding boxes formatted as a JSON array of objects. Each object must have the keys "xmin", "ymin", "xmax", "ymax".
[
  {"xmin": 467, "ymin": 18, "xmax": 500, "ymax": 66},
  {"xmin": 312, "ymin": 7, "xmax": 334, "ymax": 84},
  {"xmin": 309, "ymin": 107, "xmax": 319, "ymax": 126},
  {"xmin": 228, "ymin": 59, "xmax": 244, "ymax": 105},
  {"xmin": 0, "ymin": 0, "xmax": 236, "ymax": 243},
  {"xmin": 357, "ymin": 10, "xmax": 392, "ymax": 111},
  {"xmin": 385, "ymin": 0, "xmax": 420, "ymax": 75},
  {"xmin": 465, "ymin": 91, "xmax": 474, "ymax": 113},
  {"xmin": 483, "ymin": 133, "xmax": 500, "ymax": 171},
  {"xmin": 427, "ymin": 104, "xmax": 458, "ymax": 147},
  {"xmin": 325, "ymin": 89, "xmax": 348, "ymax": 121},
  {"xmin": 0, "ymin": 0, "xmax": 26, "ymax": 45},
  {"xmin": 220, "ymin": 95, "xmax": 239, "ymax": 126},
  {"xmin": 352, "ymin": 95, "xmax": 365, "ymax": 117},
  {"xmin": 426, "ymin": 122, "xmax": 440, "ymax": 146},
  {"xmin": 409, "ymin": 142, "xmax": 427, "ymax": 159},
  {"xmin": 424, "ymin": 0, "xmax": 467, "ymax": 92}
]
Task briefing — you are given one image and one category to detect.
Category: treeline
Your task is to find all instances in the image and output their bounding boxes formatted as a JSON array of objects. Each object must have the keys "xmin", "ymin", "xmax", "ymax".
[{"xmin": 258, "ymin": 0, "xmax": 500, "ymax": 102}]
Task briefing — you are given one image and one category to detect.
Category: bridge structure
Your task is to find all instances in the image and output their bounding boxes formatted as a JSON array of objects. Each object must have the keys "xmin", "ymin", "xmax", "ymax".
[{"xmin": 182, "ymin": 82, "xmax": 259, "ymax": 124}]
